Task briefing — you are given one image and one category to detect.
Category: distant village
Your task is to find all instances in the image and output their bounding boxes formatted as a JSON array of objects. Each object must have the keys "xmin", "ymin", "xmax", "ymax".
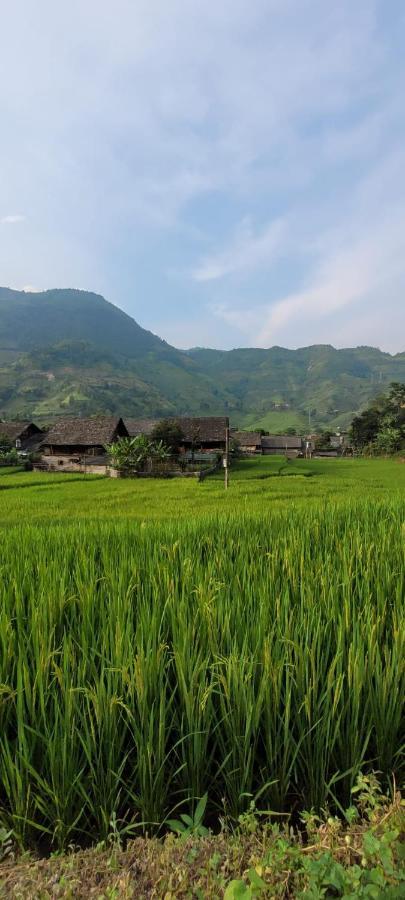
[{"xmin": 0, "ymin": 416, "xmax": 351, "ymax": 476}]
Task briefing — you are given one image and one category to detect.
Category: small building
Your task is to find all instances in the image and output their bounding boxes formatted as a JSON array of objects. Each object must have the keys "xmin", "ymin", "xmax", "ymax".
[
  {"xmin": 0, "ymin": 421, "xmax": 44, "ymax": 450},
  {"xmin": 231, "ymin": 431, "xmax": 262, "ymax": 455},
  {"xmin": 261, "ymin": 435, "xmax": 303, "ymax": 458},
  {"xmin": 40, "ymin": 416, "xmax": 128, "ymax": 471},
  {"xmin": 330, "ymin": 432, "xmax": 351, "ymax": 453},
  {"xmin": 125, "ymin": 416, "xmax": 229, "ymax": 453},
  {"xmin": 304, "ymin": 431, "xmax": 352, "ymax": 458}
]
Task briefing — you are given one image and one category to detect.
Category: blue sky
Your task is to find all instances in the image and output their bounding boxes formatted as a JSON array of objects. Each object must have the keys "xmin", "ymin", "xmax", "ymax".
[{"xmin": 1, "ymin": 0, "xmax": 405, "ymax": 351}]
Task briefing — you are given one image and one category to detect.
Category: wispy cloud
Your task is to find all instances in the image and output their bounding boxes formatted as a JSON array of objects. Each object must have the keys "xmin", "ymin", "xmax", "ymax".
[
  {"xmin": 1, "ymin": 214, "xmax": 25, "ymax": 224},
  {"xmin": 258, "ymin": 232, "xmax": 399, "ymax": 344},
  {"xmin": 0, "ymin": 1, "xmax": 404, "ymax": 350},
  {"xmin": 192, "ymin": 218, "xmax": 286, "ymax": 282},
  {"xmin": 208, "ymin": 146, "xmax": 405, "ymax": 351}
]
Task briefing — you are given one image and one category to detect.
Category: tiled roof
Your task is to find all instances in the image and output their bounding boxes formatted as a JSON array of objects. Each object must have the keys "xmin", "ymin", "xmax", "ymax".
[
  {"xmin": 43, "ymin": 417, "xmax": 128, "ymax": 446},
  {"xmin": 232, "ymin": 431, "xmax": 262, "ymax": 446},
  {"xmin": 125, "ymin": 418, "xmax": 159, "ymax": 436},
  {"xmin": 261, "ymin": 435, "xmax": 303, "ymax": 449},
  {"xmin": 126, "ymin": 416, "xmax": 229, "ymax": 442},
  {"xmin": 0, "ymin": 421, "xmax": 39, "ymax": 441}
]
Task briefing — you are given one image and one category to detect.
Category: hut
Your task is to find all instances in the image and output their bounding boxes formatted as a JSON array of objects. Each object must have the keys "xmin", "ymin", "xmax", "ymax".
[
  {"xmin": 261, "ymin": 435, "xmax": 303, "ymax": 458},
  {"xmin": 231, "ymin": 431, "xmax": 262, "ymax": 455},
  {"xmin": 40, "ymin": 417, "xmax": 128, "ymax": 471},
  {"xmin": 0, "ymin": 421, "xmax": 44, "ymax": 450}
]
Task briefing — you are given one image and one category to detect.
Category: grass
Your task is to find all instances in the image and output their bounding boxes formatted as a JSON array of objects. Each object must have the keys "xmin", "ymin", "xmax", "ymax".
[
  {"xmin": 0, "ymin": 457, "xmax": 404, "ymax": 857},
  {"xmin": 239, "ymin": 409, "xmax": 309, "ymax": 433}
]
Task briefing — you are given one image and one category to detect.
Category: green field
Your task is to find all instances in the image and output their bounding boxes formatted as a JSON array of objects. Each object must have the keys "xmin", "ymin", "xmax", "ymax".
[
  {"xmin": 0, "ymin": 456, "xmax": 404, "ymax": 524},
  {"xmin": 0, "ymin": 458, "xmax": 404, "ymax": 852}
]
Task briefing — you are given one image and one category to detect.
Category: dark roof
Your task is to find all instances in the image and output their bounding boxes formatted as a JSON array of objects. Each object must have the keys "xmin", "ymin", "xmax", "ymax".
[
  {"xmin": 24, "ymin": 432, "xmax": 49, "ymax": 451},
  {"xmin": 125, "ymin": 418, "xmax": 159, "ymax": 437},
  {"xmin": 43, "ymin": 417, "xmax": 128, "ymax": 447},
  {"xmin": 125, "ymin": 416, "xmax": 229, "ymax": 442},
  {"xmin": 0, "ymin": 421, "xmax": 41, "ymax": 441},
  {"xmin": 232, "ymin": 431, "xmax": 262, "ymax": 446},
  {"xmin": 261, "ymin": 435, "xmax": 303, "ymax": 449}
]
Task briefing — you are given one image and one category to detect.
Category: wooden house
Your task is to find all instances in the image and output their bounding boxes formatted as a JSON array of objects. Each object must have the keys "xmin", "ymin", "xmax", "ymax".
[
  {"xmin": 0, "ymin": 421, "xmax": 44, "ymax": 450},
  {"xmin": 261, "ymin": 435, "xmax": 303, "ymax": 457},
  {"xmin": 41, "ymin": 417, "xmax": 128, "ymax": 460},
  {"xmin": 231, "ymin": 431, "xmax": 262, "ymax": 454},
  {"xmin": 125, "ymin": 416, "xmax": 229, "ymax": 453}
]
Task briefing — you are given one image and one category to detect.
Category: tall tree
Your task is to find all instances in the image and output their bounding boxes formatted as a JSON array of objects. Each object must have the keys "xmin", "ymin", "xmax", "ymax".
[{"xmin": 350, "ymin": 383, "xmax": 405, "ymax": 451}]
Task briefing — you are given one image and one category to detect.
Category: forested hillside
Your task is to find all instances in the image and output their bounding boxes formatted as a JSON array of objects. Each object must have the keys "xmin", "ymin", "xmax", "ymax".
[{"xmin": 1, "ymin": 287, "xmax": 404, "ymax": 429}]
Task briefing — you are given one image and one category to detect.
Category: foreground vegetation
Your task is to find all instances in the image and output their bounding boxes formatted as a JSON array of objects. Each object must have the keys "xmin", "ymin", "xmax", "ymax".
[
  {"xmin": 0, "ymin": 499, "xmax": 403, "ymax": 847},
  {"xmin": 0, "ymin": 457, "xmax": 403, "ymax": 895},
  {"xmin": 1, "ymin": 781, "xmax": 404, "ymax": 897}
]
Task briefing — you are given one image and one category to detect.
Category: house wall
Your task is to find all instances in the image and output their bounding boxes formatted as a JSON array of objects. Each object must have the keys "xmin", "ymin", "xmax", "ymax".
[
  {"xmin": 262, "ymin": 448, "xmax": 301, "ymax": 457},
  {"xmin": 43, "ymin": 445, "xmax": 106, "ymax": 456},
  {"xmin": 238, "ymin": 445, "xmax": 261, "ymax": 455},
  {"xmin": 35, "ymin": 455, "xmax": 109, "ymax": 475}
]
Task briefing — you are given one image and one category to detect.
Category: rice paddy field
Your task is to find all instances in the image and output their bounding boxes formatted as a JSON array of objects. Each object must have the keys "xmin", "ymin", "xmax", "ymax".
[{"xmin": 0, "ymin": 457, "xmax": 404, "ymax": 852}]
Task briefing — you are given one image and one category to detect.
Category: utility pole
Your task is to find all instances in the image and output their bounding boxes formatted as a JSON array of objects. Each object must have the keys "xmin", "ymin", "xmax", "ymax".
[
  {"xmin": 308, "ymin": 408, "xmax": 312, "ymax": 432},
  {"xmin": 224, "ymin": 426, "xmax": 229, "ymax": 489}
]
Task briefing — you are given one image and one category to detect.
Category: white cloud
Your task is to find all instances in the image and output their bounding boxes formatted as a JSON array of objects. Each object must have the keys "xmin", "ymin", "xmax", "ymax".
[
  {"xmin": 1, "ymin": 214, "xmax": 25, "ymax": 224},
  {"xmin": 22, "ymin": 284, "xmax": 41, "ymax": 293}
]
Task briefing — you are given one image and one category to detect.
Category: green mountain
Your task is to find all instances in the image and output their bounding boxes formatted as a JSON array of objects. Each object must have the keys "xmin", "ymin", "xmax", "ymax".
[
  {"xmin": 0, "ymin": 287, "xmax": 166, "ymax": 357},
  {"xmin": 0, "ymin": 287, "xmax": 404, "ymax": 430},
  {"xmin": 188, "ymin": 345, "xmax": 405, "ymax": 431},
  {"xmin": 0, "ymin": 288, "xmax": 232, "ymax": 420}
]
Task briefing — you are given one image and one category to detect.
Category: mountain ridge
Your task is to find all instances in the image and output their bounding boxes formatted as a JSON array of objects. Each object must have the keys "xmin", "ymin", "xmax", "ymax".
[{"xmin": 1, "ymin": 287, "xmax": 404, "ymax": 430}]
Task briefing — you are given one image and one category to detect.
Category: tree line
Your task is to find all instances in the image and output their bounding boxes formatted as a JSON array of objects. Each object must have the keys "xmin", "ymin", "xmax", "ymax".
[{"xmin": 350, "ymin": 382, "xmax": 405, "ymax": 453}]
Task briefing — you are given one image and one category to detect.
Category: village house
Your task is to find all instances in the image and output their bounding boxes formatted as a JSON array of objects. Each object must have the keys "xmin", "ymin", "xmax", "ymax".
[
  {"xmin": 0, "ymin": 421, "xmax": 45, "ymax": 451},
  {"xmin": 39, "ymin": 416, "xmax": 128, "ymax": 472},
  {"xmin": 261, "ymin": 435, "xmax": 303, "ymax": 457},
  {"xmin": 231, "ymin": 431, "xmax": 262, "ymax": 455},
  {"xmin": 330, "ymin": 432, "xmax": 351, "ymax": 452},
  {"xmin": 125, "ymin": 416, "xmax": 229, "ymax": 454},
  {"xmin": 304, "ymin": 431, "xmax": 352, "ymax": 458}
]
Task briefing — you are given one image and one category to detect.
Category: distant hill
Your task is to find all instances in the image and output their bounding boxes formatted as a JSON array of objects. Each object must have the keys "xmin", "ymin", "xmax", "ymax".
[
  {"xmin": 188, "ymin": 345, "xmax": 405, "ymax": 431},
  {"xmin": 0, "ymin": 287, "xmax": 404, "ymax": 429},
  {"xmin": 0, "ymin": 287, "xmax": 170, "ymax": 357}
]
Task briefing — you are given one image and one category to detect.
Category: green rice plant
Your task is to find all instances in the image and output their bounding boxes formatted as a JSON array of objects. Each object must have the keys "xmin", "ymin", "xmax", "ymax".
[{"xmin": 0, "ymin": 487, "xmax": 403, "ymax": 849}]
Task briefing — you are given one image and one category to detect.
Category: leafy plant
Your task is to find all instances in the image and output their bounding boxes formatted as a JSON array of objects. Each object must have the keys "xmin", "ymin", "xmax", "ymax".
[
  {"xmin": 166, "ymin": 794, "xmax": 209, "ymax": 838},
  {"xmin": 0, "ymin": 826, "xmax": 13, "ymax": 861}
]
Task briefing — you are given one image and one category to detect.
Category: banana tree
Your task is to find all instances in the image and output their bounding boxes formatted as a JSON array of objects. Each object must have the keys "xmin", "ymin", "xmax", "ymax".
[{"xmin": 106, "ymin": 436, "xmax": 152, "ymax": 471}]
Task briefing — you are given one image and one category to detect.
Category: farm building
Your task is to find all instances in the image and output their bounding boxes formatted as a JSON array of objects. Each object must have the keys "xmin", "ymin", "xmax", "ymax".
[
  {"xmin": 126, "ymin": 416, "xmax": 229, "ymax": 453},
  {"xmin": 231, "ymin": 431, "xmax": 262, "ymax": 454},
  {"xmin": 40, "ymin": 417, "xmax": 128, "ymax": 469},
  {"xmin": 0, "ymin": 421, "xmax": 44, "ymax": 450},
  {"xmin": 261, "ymin": 435, "xmax": 303, "ymax": 457}
]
